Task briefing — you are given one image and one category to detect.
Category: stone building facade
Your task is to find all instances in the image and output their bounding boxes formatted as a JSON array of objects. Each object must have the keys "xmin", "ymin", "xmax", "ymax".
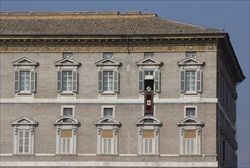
[{"xmin": 0, "ymin": 12, "xmax": 245, "ymax": 168}]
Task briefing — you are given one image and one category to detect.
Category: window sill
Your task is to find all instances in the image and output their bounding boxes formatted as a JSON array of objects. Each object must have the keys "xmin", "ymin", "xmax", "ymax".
[
  {"xmin": 13, "ymin": 153, "xmax": 35, "ymax": 156},
  {"xmin": 183, "ymin": 91, "xmax": 199, "ymax": 95},
  {"xmin": 55, "ymin": 154, "xmax": 78, "ymax": 156},
  {"xmin": 96, "ymin": 154, "xmax": 118, "ymax": 156},
  {"xmin": 179, "ymin": 154, "xmax": 202, "ymax": 156},
  {"xmin": 17, "ymin": 91, "xmax": 33, "ymax": 95},
  {"xmin": 60, "ymin": 91, "xmax": 75, "ymax": 95},
  {"xmin": 100, "ymin": 91, "xmax": 117, "ymax": 95}
]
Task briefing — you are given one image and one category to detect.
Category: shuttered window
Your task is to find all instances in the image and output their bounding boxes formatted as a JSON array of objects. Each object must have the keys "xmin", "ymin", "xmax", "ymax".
[
  {"xmin": 98, "ymin": 70, "xmax": 119, "ymax": 93},
  {"xmin": 57, "ymin": 70, "xmax": 78, "ymax": 92},
  {"xmin": 180, "ymin": 70, "xmax": 202, "ymax": 93},
  {"xmin": 15, "ymin": 70, "xmax": 36, "ymax": 93},
  {"xmin": 139, "ymin": 70, "xmax": 161, "ymax": 92}
]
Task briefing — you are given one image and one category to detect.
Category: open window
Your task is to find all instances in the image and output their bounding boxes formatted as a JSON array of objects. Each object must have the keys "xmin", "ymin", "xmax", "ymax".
[{"xmin": 137, "ymin": 58, "xmax": 163, "ymax": 93}]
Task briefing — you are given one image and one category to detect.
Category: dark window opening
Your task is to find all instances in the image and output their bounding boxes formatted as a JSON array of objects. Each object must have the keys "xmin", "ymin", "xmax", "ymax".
[{"xmin": 144, "ymin": 79, "xmax": 154, "ymax": 91}]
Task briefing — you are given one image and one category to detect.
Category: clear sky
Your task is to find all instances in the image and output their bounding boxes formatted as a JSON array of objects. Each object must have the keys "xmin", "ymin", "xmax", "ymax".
[{"xmin": 1, "ymin": 0, "xmax": 249, "ymax": 167}]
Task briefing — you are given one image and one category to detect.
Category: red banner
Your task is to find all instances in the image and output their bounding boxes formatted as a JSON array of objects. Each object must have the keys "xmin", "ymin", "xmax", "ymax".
[{"xmin": 144, "ymin": 91, "xmax": 154, "ymax": 115}]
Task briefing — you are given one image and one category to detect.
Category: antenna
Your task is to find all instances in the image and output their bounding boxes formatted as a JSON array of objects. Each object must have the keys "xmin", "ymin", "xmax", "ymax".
[{"xmin": 223, "ymin": 21, "xmax": 228, "ymax": 31}]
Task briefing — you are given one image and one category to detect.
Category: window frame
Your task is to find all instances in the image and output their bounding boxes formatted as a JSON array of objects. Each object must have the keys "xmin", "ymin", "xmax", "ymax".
[
  {"xmin": 184, "ymin": 106, "xmax": 197, "ymax": 118},
  {"xmin": 178, "ymin": 117, "xmax": 204, "ymax": 155},
  {"xmin": 103, "ymin": 52, "xmax": 113, "ymax": 59},
  {"xmin": 136, "ymin": 116, "xmax": 162, "ymax": 155},
  {"xmin": 63, "ymin": 52, "xmax": 73, "ymax": 59},
  {"xmin": 55, "ymin": 116, "xmax": 80, "ymax": 155},
  {"xmin": 12, "ymin": 117, "xmax": 38, "ymax": 155},
  {"xmin": 57, "ymin": 66, "xmax": 78, "ymax": 94},
  {"xmin": 12, "ymin": 57, "xmax": 38, "ymax": 95},
  {"xmin": 144, "ymin": 52, "xmax": 154, "ymax": 58},
  {"xmin": 95, "ymin": 117, "xmax": 121, "ymax": 155},
  {"xmin": 185, "ymin": 51, "xmax": 197, "ymax": 58},
  {"xmin": 61, "ymin": 105, "xmax": 75, "ymax": 117},
  {"xmin": 102, "ymin": 105, "xmax": 115, "ymax": 118}
]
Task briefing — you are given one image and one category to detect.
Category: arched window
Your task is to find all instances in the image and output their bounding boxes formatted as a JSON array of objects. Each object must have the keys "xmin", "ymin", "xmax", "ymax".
[
  {"xmin": 54, "ymin": 116, "xmax": 80, "ymax": 154},
  {"xmin": 136, "ymin": 116, "xmax": 162, "ymax": 155},
  {"xmin": 95, "ymin": 117, "xmax": 121, "ymax": 155}
]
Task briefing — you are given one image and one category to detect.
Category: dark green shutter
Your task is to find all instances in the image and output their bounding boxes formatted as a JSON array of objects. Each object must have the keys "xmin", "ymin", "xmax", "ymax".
[
  {"xmin": 154, "ymin": 70, "xmax": 160, "ymax": 92},
  {"xmin": 30, "ymin": 70, "xmax": 35, "ymax": 92},
  {"xmin": 57, "ymin": 70, "xmax": 62, "ymax": 92},
  {"xmin": 72, "ymin": 70, "xmax": 77, "ymax": 92},
  {"xmin": 98, "ymin": 70, "xmax": 103, "ymax": 92},
  {"xmin": 197, "ymin": 70, "xmax": 202, "ymax": 92},
  {"xmin": 139, "ymin": 70, "xmax": 144, "ymax": 92},
  {"xmin": 14, "ymin": 70, "xmax": 20, "ymax": 92},
  {"xmin": 180, "ymin": 70, "xmax": 185, "ymax": 92}
]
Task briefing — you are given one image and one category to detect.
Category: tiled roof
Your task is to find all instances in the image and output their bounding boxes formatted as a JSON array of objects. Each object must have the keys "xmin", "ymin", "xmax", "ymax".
[{"xmin": 0, "ymin": 12, "xmax": 224, "ymax": 36}]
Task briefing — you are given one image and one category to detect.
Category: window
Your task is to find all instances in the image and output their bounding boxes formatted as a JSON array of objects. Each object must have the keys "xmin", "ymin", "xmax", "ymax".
[
  {"xmin": 13, "ymin": 57, "xmax": 38, "ymax": 94},
  {"xmin": 63, "ymin": 52, "xmax": 73, "ymax": 59},
  {"xmin": 62, "ymin": 71, "xmax": 73, "ymax": 91},
  {"xmin": 55, "ymin": 116, "xmax": 80, "ymax": 154},
  {"xmin": 95, "ymin": 117, "xmax": 121, "ymax": 155},
  {"xmin": 139, "ymin": 70, "xmax": 160, "ymax": 92},
  {"xmin": 103, "ymin": 108, "xmax": 113, "ymax": 117},
  {"xmin": 142, "ymin": 130, "xmax": 155, "ymax": 154},
  {"xmin": 178, "ymin": 117, "xmax": 204, "ymax": 155},
  {"xmin": 55, "ymin": 58, "xmax": 80, "ymax": 94},
  {"xmin": 185, "ymin": 71, "xmax": 196, "ymax": 91},
  {"xmin": 144, "ymin": 52, "xmax": 154, "ymax": 58},
  {"xmin": 184, "ymin": 130, "xmax": 197, "ymax": 154},
  {"xmin": 137, "ymin": 58, "xmax": 162, "ymax": 93},
  {"xmin": 98, "ymin": 70, "xmax": 119, "ymax": 93},
  {"xmin": 103, "ymin": 71, "xmax": 114, "ymax": 91},
  {"xmin": 136, "ymin": 116, "xmax": 162, "ymax": 155},
  {"xmin": 96, "ymin": 58, "xmax": 121, "ymax": 94},
  {"xmin": 12, "ymin": 117, "xmax": 38, "ymax": 154},
  {"xmin": 186, "ymin": 52, "xmax": 196, "ymax": 58},
  {"xmin": 185, "ymin": 107, "xmax": 196, "ymax": 117},
  {"xmin": 101, "ymin": 130, "xmax": 114, "ymax": 154},
  {"xmin": 63, "ymin": 107, "xmax": 73, "ymax": 116},
  {"xmin": 178, "ymin": 57, "xmax": 204, "ymax": 94},
  {"xmin": 20, "ymin": 71, "xmax": 31, "ymax": 91},
  {"xmin": 17, "ymin": 130, "xmax": 30, "ymax": 154},
  {"xmin": 60, "ymin": 129, "xmax": 73, "ymax": 154},
  {"xmin": 103, "ymin": 52, "xmax": 113, "ymax": 59}
]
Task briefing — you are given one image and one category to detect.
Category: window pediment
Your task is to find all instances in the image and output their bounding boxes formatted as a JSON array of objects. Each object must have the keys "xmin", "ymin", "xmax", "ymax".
[
  {"xmin": 12, "ymin": 116, "xmax": 38, "ymax": 126},
  {"xmin": 177, "ymin": 117, "xmax": 204, "ymax": 127},
  {"xmin": 137, "ymin": 58, "xmax": 163, "ymax": 66},
  {"xmin": 55, "ymin": 58, "xmax": 81, "ymax": 67},
  {"xmin": 95, "ymin": 58, "xmax": 122, "ymax": 67},
  {"xmin": 178, "ymin": 58, "xmax": 204, "ymax": 66},
  {"xmin": 136, "ymin": 116, "xmax": 162, "ymax": 127},
  {"xmin": 12, "ymin": 57, "xmax": 39, "ymax": 66},
  {"xmin": 54, "ymin": 116, "xmax": 80, "ymax": 126},
  {"xmin": 95, "ymin": 117, "xmax": 121, "ymax": 127}
]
